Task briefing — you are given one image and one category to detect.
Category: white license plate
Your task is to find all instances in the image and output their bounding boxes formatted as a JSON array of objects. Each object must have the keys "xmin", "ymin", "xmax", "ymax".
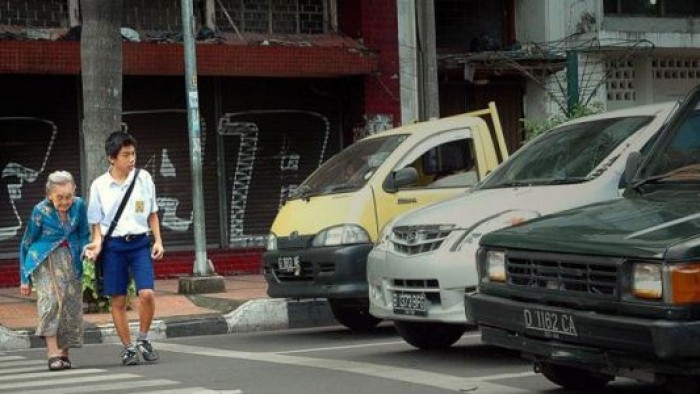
[
  {"xmin": 392, "ymin": 291, "xmax": 427, "ymax": 316},
  {"xmin": 277, "ymin": 256, "xmax": 300, "ymax": 275},
  {"xmin": 523, "ymin": 308, "xmax": 578, "ymax": 338}
]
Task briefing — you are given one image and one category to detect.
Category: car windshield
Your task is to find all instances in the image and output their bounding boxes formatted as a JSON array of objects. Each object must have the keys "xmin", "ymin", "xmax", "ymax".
[
  {"xmin": 479, "ymin": 116, "xmax": 652, "ymax": 189},
  {"xmin": 640, "ymin": 104, "xmax": 700, "ymax": 184},
  {"xmin": 289, "ymin": 134, "xmax": 408, "ymax": 200}
]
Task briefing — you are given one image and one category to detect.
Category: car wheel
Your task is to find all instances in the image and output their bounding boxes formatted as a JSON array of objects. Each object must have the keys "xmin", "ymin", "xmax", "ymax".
[
  {"xmin": 328, "ymin": 299, "xmax": 381, "ymax": 332},
  {"xmin": 394, "ymin": 321, "xmax": 466, "ymax": 349},
  {"xmin": 539, "ymin": 362, "xmax": 613, "ymax": 390}
]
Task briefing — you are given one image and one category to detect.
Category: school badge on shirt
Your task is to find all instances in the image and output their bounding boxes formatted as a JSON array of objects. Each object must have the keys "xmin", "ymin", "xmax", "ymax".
[{"xmin": 135, "ymin": 200, "xmax": 145, "ymax": 213}]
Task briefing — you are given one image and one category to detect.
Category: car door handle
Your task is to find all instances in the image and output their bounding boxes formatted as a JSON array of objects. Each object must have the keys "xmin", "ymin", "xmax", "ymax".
[{"xmin": 398, "ymin": 197, "xmax": 417, "ymax": 204}]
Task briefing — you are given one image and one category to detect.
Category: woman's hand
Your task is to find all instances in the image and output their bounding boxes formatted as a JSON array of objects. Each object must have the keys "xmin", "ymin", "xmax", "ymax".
[{"xmin": 19, "ymin": 284, "xmax": 31, "ymax": 296}]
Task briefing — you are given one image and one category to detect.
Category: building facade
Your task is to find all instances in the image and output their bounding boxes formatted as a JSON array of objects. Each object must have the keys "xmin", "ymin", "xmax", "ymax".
[{"xmin": 0, "ymin": 0, "xmax": 400, "ymax": 285}]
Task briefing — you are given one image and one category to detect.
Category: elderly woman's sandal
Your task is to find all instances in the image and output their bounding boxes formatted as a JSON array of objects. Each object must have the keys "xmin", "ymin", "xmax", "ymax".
[
  {"xmin": 48, "ymin": 356, "xmax": 64, "ymax": 371},
  {"xmin": 60, "ymin": 356, "xmax": 71, "ymax": 369}
]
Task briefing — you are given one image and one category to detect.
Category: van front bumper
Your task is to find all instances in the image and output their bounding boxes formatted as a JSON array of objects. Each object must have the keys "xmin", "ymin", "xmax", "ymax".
[
  {"xmin": 263, "ymin": 243, "xmax": 374, "ymax": 299},
  {"xmin": 468, "ymin": 292, "xmax": 700, "ymax": 375}
]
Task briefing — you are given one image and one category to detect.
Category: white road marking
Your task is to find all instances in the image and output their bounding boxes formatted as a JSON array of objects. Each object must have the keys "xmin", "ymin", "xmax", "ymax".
[
  {"xmin": 143, "ymin": 390, "xmax": 243, "ymax": 394},
  {"xmin": 0, "ymin": 359, "xmax": 43, "ymax": 367},
  {"xmin": 0, "ymin": 367, "xmax": 104, "ymax": 382},
  {"xmin": 275, "ymin": 332, "xmax": 481, "ymax": 354},
  {"xmin": 156, "ymin": 343, "xmax": 533, "ymax": 393},
  {"xmin": 0, "ymin": 355, "xmax": 25, "ymax": 362},
  {"xmin": 16, "ymin": 379, "xmax": 180, "ymax": 394},
  {"xmin": 0, "ymin": 366, "xmax": 47, "ymax": 374},
  {"xmin": 275, "ymin": 340, "xmax": 406, "ymax": 354},
  {"xmin": 0, "ymin": 372, "xmax": 141, "ymax": 391}
]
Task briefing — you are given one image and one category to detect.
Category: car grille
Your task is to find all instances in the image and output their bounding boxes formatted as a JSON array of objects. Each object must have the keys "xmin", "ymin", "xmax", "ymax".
[
  {"xmin": 391, "ymin": 225, "xmax": 453, "ymax": 255},
  {"xmin": 506, "ymin": 253, "xmax": 619, "ymax": 298}
]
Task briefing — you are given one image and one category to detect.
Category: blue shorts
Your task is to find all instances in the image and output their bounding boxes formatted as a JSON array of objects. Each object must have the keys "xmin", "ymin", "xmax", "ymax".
[{"xmin": 102, "ymin": 234, "xmax": 154, "ymax": 296}]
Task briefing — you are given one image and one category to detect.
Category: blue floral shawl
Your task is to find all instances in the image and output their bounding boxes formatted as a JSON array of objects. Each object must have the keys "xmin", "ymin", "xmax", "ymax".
[{"xmin": 19, "ymin": 197, "xmax": 90, "ymax": 285}]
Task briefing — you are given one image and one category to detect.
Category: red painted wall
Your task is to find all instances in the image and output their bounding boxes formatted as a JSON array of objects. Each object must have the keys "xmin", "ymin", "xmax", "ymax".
[{"xmin": 359, "ymin": 0, "xmax": 400, "ymax": 125}]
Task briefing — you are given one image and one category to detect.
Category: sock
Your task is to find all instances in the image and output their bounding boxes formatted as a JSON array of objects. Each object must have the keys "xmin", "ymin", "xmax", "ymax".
[
  {"xmin": 124, "ymin": 343, "xmax": 135, "ymax": 350},
  {"xmin": 137, "ymin": 332, "xmax": 148, "ymax": 342}
]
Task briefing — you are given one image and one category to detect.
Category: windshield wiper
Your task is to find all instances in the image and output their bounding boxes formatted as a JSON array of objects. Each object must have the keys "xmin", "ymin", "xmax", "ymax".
[
  {"xmin": 540, "ymin": 177, "xmax": 588, "ymax": 185},
  {"xmin": 632, "ymin": 165, "xmax": 700, "ymax": 189}
]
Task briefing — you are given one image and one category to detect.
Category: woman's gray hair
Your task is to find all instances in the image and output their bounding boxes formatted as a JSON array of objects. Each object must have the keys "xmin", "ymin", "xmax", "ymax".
[{"xmin": 45, "ymin": 170, "xmax": 75, "ymax": 195}]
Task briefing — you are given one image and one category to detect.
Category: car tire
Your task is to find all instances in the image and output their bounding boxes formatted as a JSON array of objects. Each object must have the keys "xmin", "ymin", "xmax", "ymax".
[
  {"xmin": 394, "ymin": 321, "xmax": 466, "ymax": 349},
  {"xmin": 328, "ymin": 299, "xmax": 381, "ymax": 332},
  {"xmin": 539, "ymin": 362, "xmax": 613, "ymax": 390}
]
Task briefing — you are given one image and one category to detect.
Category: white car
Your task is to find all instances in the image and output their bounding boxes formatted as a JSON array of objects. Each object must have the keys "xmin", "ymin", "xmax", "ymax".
[{"xmin": 367, "ymin": 102, "xmax": 677, "ymax": 349}]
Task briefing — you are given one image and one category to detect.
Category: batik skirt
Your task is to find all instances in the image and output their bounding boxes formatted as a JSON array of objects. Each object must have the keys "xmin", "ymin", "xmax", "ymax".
[{"xmin": 31, "ymin": 246, "xmax": 83, "ymax": 349}]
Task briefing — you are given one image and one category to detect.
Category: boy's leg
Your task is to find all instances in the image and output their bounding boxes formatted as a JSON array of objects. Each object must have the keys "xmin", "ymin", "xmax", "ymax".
[
  {"xmin": 130, "ymin": 237, "xmax": 159, "ymax": 361},
  {"xmin": 137, "ymin": 289, "xmax": 155, "ymax": 334},
  {"xmin": 102, "ymin": 241, "xmax": 140, "ymax": 365},
  {"xmin": 111, "ymin": 296, "xmax": 131, "ymax": 345}
]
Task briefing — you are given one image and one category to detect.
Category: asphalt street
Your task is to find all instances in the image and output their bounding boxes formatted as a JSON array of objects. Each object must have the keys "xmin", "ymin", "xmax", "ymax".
[{"xmin": 1, "ymin": 325, "xmax": 666, "ymax": 393}]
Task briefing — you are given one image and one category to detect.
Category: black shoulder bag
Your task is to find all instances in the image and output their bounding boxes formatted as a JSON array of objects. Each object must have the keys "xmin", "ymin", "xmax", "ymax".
[{"xmin": 95, "ymin": 168, "xmax": 141, "ymax": 296}]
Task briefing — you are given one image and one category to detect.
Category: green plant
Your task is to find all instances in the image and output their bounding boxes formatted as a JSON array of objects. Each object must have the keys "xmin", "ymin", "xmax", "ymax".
[
  {"xmin": 82, "ymin": 258, "xmax": 136, "ymax": 313},
  {"xmin": 523, "ymin": 102, "xmax": 604, "ymax": 142}
]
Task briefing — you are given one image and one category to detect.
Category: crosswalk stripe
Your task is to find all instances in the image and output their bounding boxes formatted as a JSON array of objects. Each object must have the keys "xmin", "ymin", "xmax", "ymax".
[
  {"xmin": 0, "ymin": 356, "xmax": 26, "ymax": 362},
  {"xmin": 16, "ymin": 379, "xmax": 181, "ymax": 394},
  {"xmin": 0, "ymin": 372, "xmax": 141, "ymax": 391},
  {"xmin": 0, "ymin": 366, "xmax": 49, "ymax": 375},
  {"xmin": 0, "ymin": 368, "xmax": 104, "ymax": 382},
  {"xmin": 141, "ymin": 389, "xmax": 243, "ymax": 394},
  {"xmin": 0, "ymin": 360, "xmax": 44, "ymax": 367}
]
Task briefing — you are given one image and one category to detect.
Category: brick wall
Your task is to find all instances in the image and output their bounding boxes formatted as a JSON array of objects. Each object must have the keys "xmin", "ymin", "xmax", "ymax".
[{"xmin": 1, "ymin": 0, "xmax": 68, "ymax": 28}]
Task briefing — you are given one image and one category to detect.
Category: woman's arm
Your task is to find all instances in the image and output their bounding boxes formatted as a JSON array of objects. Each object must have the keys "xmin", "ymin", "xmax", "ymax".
[{"xmin": 19, "ymin": 206, "xmax": 42, "ymax": 289}]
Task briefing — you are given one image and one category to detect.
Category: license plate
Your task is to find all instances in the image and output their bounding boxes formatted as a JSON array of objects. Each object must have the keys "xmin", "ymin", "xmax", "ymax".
[
  {"xmin": 277, "ymin": 256, "xmax": 301, "ymax": 275},
  {"xmin": 392, "ymin": 291, "xmax": 427, "ymax": 316},
  {"xmin": 523, "ymin": 308, "xmax": 578, "ymax": 338}
]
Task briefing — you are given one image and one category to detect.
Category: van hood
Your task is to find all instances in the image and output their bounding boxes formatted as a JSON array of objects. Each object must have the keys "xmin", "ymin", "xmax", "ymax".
[
  {"xmin": 392, "ymin": 183, "xmax": 613, "ymax": 229},
  {"xmin": 481, "ymin": 189, "xmax": 700, "ymax": 260},
  {"xmin": 270, "ymin": 187, "xmax": 377, "ymax": 238}
]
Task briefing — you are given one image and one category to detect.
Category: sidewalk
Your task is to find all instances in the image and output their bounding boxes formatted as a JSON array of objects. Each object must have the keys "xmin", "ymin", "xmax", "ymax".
[{"xmin": 0, "ymin": 275, "xmax": 336, "ymax": 350}]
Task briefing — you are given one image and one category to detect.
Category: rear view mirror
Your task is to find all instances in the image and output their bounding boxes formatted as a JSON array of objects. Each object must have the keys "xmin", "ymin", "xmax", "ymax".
[
  {"xmin": 383, "ymin": 167, "xmax": 418, "ymax": 193},
  {"xmin": 624, "ymin": 151, "xmax": 643, "ymax": 186}
]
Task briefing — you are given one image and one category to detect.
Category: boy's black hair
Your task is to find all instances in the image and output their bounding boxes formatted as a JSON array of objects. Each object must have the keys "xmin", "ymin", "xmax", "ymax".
[{"xmin": 105, "ymin": 130, "xmax": 138, "ymax": 158}]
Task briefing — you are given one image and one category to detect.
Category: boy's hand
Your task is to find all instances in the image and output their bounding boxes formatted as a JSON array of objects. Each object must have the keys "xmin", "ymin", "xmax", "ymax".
[
  {"xmin": 151, "ymin": 241, "xmax": 164, "ymax": 260},
  {"xmin": 83, "ymin": 242, "xmax": 101, "ymax": 261}
]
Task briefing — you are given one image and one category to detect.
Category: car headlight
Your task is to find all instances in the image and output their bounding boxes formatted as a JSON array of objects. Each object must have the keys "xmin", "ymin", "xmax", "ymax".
[
  {"xmin": 485, "ymin": 250, "xmax": 506, "ymax": 282},
  {"xmin": 312, "ymin": 224, "xmax": 370, "ymax": 247},
  {"xmin": 631, "ymin": 262, "xmax": 662, "ymax": 300},
  {"xmin": 266, "ymin": 233, "xmax": 277, "ymax": 251},
  {"xmin": 453, "ymin": 210, "xmax": 541, "ymax": 252},
  {"xmin": 375, "ymin": 220, "xmax": 396, "ymax": 249}
]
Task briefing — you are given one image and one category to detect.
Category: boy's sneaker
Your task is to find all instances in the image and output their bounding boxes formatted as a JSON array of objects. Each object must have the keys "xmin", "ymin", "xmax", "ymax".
[
  {"xmin": 121, "ymin": 345, "xmax": 140, "ymax": 366},
  {"xmin": 137, "ymin": 339, "xmax": 160, "ymax": 362}
]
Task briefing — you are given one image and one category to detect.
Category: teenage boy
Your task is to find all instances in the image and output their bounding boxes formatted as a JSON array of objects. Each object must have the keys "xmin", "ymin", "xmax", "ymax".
[{"xmin": 84, "ymin": 131, "xmax": 164, "ymax": 366}]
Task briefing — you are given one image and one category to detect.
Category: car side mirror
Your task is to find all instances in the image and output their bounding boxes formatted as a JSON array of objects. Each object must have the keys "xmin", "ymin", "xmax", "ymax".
[
  {"xmin": 624, "ymin": 151, "xmax": 643, "ymax": 186},
  {"xmin": 383, "ymin": 167, "xmax": 418, "ymax": 193}
]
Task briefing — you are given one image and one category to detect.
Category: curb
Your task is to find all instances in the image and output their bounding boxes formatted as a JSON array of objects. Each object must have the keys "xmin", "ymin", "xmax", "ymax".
[{"xmin": 0, "ymin": 298, "xmax": 337, "ymax": 351}]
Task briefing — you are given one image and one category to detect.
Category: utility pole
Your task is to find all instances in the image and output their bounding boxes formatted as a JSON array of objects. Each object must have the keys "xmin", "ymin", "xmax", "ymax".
[
  {"xmin": 417, "ymin": 0, "xmax": 439, "ymax": 120},
  {"xmin": 178, "ymin": 0, "xmax": 225, "ymax": 294}
]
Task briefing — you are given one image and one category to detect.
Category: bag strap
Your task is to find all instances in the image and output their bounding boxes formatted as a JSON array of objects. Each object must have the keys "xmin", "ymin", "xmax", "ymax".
[{"xmin": 104, "ymin": 168, "xmax": 141, "ymax": 240}]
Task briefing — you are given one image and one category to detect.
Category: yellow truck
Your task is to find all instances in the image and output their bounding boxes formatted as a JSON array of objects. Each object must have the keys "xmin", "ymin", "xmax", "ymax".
[{"xmin": 263, "ymin": 104, "xmax": 508, "ymax": 330}]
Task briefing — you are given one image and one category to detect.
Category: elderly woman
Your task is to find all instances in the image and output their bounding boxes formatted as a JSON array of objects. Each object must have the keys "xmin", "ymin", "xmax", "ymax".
[{"xmin": 19, "ymin": 171, "xmax": 89, "ymax": 371}]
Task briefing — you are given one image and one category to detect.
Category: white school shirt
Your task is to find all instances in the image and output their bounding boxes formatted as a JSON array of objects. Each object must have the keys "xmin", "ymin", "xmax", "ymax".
[{"xmin": 87, "ymin": 168, "xmax": 159, "ymax": 237}]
